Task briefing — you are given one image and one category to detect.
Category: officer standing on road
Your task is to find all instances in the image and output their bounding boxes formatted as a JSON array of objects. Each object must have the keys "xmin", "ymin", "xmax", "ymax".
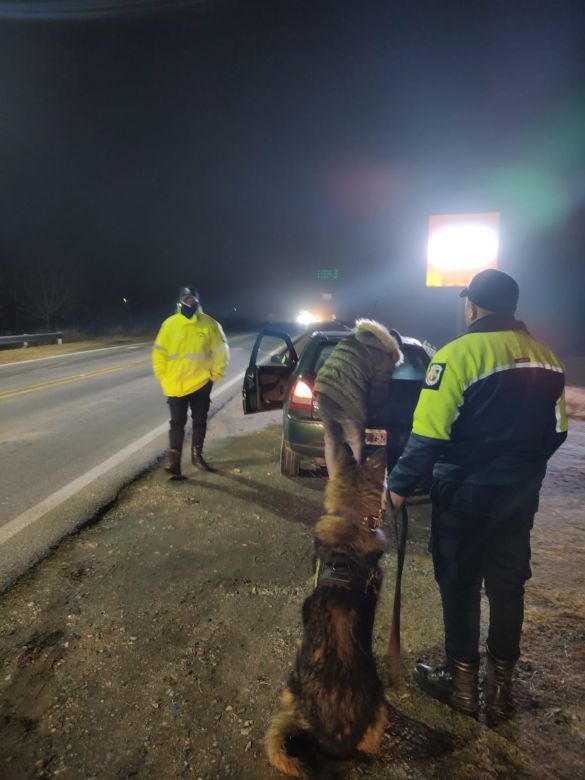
[
  {"xmin": 152, "ymin": 287, "xmax": 229, "ymax": 481},
  {"xmin": 388, "ymin": 269, "xmax": 567, "ymax": 718}
]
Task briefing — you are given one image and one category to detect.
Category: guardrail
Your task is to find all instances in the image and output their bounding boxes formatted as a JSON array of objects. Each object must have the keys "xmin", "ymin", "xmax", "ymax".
[{"xmin": 0, "ymin": 332, "xmax": 64, "ymax": 349}]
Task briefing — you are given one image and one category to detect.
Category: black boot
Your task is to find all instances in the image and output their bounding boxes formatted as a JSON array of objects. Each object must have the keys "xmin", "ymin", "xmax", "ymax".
[
  {"xmin": 164, "ymin": 449, "xmax": 186, "ymax": 481},
  {"xmin": 414, "ymin": 657, "xmax": 479, "ymax": 717},
  {"xmin": 485, "ymin": 646, "xmax": 515, "ymax": 718},
  {"xmin": 191, "ymin": 445, "xmax": 215, "ymax": 472}
]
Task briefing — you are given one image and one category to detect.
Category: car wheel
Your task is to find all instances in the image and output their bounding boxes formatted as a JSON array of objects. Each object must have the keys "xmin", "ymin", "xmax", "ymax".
[{"xmin": 280, "ymin": 439, "xmax": 301, "ymax": 476}]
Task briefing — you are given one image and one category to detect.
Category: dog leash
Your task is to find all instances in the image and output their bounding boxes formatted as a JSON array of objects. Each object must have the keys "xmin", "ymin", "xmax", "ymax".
[{"xmin": 387, "ymin": 502, "xmax": 408, "ymax": 687}]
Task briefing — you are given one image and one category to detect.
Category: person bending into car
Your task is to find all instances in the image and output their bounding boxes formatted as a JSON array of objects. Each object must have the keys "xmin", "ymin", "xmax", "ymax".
[
  {"xmin": 388, "ymin": 269, "xmax": 567, "ymax": 720},
  {"xmin": 314, "ymin": 319, "xmax": 403, "ymax": 479},
  {"xmin": 152, "ymin": 287, "xmax": 229, "ymax": 480}
]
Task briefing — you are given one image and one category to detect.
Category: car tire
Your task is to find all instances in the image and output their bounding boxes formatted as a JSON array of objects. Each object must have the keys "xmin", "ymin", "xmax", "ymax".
[{"xmin": 280, "ymin": 439, "xmax": 301, "ymax": 476}]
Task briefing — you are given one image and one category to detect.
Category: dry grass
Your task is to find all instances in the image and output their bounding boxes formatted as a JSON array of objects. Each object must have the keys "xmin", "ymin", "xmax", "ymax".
[{"xmin": 0, "ymin": 337, "xmax": 153, "ymax": 365}]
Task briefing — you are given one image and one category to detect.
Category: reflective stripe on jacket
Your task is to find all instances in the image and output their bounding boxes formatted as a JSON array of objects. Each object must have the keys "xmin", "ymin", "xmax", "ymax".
[
  {"xmin": 388, "ymin": 315, "xmax": 567, "ymax": 495},
  {"xmin": 152, "ymin": 309, "xmax": 229, "ymax": 398}
]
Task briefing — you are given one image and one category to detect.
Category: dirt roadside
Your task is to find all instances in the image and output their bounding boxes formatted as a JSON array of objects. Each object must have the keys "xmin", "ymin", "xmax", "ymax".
[{"xmin": 0, "ymin": 390, "xmax": 584, "ymax": 780}]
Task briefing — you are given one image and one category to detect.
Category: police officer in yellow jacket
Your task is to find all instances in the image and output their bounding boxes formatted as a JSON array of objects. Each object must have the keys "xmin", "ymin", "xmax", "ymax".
[
  {"xmin": 153, "ymin": 287, "xmax": 229, "ymax": 480},
  {"xmin": 388, "ymin": 269, "xmax": 567, "ymax": 718}
]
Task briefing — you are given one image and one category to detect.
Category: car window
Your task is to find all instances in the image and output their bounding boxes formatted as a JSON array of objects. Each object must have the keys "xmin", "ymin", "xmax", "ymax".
[
  {"xmin": 307, "ymin": 337, "xmax": 429, "ymax": 380},
  {"xmin": 393, "ymin": 344, "xmax": 429, "ymax": 380},
  {"xmin": 313, "ymin": 343, "xmax": 337, "ymax": 375},
  {"xmin": 256, "ymin": 335, "xmax": 293, "ymax": 367}
]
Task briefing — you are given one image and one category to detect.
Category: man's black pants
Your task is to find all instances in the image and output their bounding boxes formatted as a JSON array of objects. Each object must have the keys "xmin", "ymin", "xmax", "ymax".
[
  {"xmin": 430, "ymin": 478, "xmax": 541, "ymax": 664},
  {"xmin": 167, "ymin": 381, "xmax": 213, "ymax": 451}
]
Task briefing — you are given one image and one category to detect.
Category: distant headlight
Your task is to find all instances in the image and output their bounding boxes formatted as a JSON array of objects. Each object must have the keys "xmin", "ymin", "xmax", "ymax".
[{"xmin": 296, "ymin": 310, "xmax": 322, "ymax": 325}]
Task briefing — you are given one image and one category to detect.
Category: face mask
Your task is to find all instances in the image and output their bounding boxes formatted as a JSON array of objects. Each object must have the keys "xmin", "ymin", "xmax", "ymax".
[{"xmin": 180, "ymin": 303, "xmax": 196, "ymax": 319}]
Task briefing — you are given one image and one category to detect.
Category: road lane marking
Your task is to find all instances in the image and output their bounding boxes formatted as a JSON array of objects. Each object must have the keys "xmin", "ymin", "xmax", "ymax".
[
  {"xmin": 0, "ymin": 332, "xmax": 256, "ymax": 369},
  {"xmin": 0, "ymin": 342, "xmax": 151, "ymax": 369},
  {"xmin": 0, "ymin": 371, "xmax": 246, "ymax": 546},
  {"xmin": 0, "ymin": 332, "xmax": 258, "ymax": 400},
  {"xmin": 0, "ymin": 357, "xmax": 150, "ymax": 400}
]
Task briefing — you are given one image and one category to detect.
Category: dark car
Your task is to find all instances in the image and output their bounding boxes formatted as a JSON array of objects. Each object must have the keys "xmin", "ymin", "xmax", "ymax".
[{"xmin": 242, "ymin": 327, "xmax": 431, "ymax": 477}]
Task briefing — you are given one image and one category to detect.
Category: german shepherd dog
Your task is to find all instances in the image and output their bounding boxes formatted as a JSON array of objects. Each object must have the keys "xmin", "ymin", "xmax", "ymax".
[{"xmin": 265, "ymin": 449, "xmax": 389, "ymax": 779}]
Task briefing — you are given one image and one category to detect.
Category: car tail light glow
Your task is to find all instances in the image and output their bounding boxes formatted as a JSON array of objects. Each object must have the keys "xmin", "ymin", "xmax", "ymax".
[{"xmin": 289, "ymin": 379, "xmax": 313, "ymax": 410}]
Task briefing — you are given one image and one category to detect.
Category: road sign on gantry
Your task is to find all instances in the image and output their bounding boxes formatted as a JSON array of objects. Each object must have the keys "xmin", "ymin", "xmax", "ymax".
[{"xmin": 426, "ymin": 212, "xmax": 500, "ymax": 287}]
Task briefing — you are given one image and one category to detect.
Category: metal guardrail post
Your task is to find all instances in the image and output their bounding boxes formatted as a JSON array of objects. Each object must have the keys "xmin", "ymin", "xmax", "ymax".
[{"xmin": 0, "ymin": 332, "xmax": 64, "ymax": 348}]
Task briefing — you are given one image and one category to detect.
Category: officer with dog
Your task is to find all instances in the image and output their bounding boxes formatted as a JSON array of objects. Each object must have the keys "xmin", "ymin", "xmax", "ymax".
[
  {"xmin": 388, "ymin": 268, "xmax": 567, "ymax": 718},
  {"xmin": 152, "ymin": 286, "xmax": 229, "ymax": 480}
]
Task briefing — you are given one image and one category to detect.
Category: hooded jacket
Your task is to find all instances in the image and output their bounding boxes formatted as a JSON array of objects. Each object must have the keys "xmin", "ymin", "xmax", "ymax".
[
  {"xmin": 388, "ymin": 314, "xmax": 567, "ymax": 494},
  {"xmin": 314, "ymin": 319, "xmax": 403, "ymax": 424},
  {"xmin": 152, "ymin": 308, "xmax": 229, "ymax": 398}
]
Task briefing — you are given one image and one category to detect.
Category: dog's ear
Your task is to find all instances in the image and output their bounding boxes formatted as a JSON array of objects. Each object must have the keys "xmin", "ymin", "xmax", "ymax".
[{"xmin": 365, "ymin": 448, "xmax": 386, "ymax": 472}]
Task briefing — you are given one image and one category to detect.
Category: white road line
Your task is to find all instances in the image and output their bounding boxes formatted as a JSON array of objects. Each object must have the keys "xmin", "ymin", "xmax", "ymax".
[
  {"xmin": 0, "ymin": 370, "xmax": 246, "ymax": 546},
  {"xmin": 0, "ymin": 333, "xmax": 256, "ymax": 369},
  {"xmin": 0, "ymin": 342, "xmax": 150, "ymax": 368}
]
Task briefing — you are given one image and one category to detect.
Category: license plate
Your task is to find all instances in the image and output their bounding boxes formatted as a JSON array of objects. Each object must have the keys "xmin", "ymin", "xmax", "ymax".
[{"xmin": 365, "ymin": 428, "xmax": 387, "ymax": 446}]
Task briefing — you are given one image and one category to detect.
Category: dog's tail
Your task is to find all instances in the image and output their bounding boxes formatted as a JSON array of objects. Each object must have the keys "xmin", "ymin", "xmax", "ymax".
[{"xmin": 265, "ymin": 688, "xmax": 317, "ymax": 780}]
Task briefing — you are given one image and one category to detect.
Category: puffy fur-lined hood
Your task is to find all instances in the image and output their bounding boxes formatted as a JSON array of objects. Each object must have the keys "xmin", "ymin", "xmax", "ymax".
[{"xmin": 354, "ymin": 319, "xmax": 403, "ymax": 365}]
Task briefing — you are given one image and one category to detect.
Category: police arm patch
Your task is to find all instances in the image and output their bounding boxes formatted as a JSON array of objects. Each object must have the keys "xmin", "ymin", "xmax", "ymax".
[{"xmin": 424, "ymin": 362, "xmax": 446, "ymax": 390}]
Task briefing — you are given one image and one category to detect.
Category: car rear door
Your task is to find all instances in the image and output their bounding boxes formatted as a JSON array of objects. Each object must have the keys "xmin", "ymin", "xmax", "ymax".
[{"xmin": 242, "ymin": 330, "xmax": 299, "ymax": 414}]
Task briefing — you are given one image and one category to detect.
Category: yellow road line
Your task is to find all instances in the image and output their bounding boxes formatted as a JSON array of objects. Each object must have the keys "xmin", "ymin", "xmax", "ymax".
[{"xmin": 0, "ymin": 357, "xmax": 150, "ymax": 401}]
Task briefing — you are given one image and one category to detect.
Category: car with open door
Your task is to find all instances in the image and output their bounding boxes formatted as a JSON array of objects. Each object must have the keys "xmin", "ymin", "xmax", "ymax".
[{"xmin": 242, "ymin": 327, "xmax": 432, "ymax": 478}]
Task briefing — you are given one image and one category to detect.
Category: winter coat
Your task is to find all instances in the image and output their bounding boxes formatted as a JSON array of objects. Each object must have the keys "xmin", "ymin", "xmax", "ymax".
[
  {"xmin": 388, "ymin": 314, "xmax": 568, "ymax": 495},
  {"xmin": 314, "ymin": 319, "xmax": 403, "ymax": 425},
  {"xmin": 152, "ymin": 308, "xmax": 229, "ymax": 398}
]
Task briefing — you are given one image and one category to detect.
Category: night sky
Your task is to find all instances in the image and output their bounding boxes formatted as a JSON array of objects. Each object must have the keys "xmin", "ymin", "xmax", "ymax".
[{"xmin": 0, "ymin": 0, "xmax": 584, "ymax": 351}]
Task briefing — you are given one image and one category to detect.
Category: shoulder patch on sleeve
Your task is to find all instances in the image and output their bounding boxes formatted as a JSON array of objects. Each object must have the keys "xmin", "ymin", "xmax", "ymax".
[{"xmin": 424, "ymin": 362, "xmax": 446, "ymax": 390}]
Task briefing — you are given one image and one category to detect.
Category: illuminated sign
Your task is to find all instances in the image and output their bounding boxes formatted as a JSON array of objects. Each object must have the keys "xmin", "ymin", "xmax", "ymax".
[{"xmin": 426, "ymin": 212, "xmax": 500, "ymax": 287}]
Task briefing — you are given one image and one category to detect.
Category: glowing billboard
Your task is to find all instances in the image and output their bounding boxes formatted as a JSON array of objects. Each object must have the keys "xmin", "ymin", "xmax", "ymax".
[{"xmin": 426, "ymin": 212, "xmax": 500, "ymax": 287}]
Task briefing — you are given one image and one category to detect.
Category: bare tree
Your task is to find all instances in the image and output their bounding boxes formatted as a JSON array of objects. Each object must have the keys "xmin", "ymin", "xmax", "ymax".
[{"xmin": 13, "ymin": 261, "xmax": 78, "ymax": 331}]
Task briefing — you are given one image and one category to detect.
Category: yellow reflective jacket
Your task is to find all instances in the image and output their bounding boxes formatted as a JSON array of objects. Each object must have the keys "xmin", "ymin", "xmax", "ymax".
[
  {"xmin": 152, "ymin": 309, "xmax": 229, "ymax": 398},
  {"xmin": 389, "ymin": 315, "xmax": 567, "ymax": 495}
]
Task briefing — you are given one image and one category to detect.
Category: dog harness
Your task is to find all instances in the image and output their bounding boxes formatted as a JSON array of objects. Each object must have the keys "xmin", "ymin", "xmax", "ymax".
[
  {"xmin": 313, "ymin": 510, "xmax": 385, "ymax": 593},
  {"xmin": 314, "ymin": 554, "xmax": 379, "ymax": 593}
]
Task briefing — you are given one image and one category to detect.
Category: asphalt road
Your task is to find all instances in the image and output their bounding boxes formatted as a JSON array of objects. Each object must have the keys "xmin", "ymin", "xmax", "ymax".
[{"xmin": 0, "ymin": 333, "xmax": 259, "ymax": 591}]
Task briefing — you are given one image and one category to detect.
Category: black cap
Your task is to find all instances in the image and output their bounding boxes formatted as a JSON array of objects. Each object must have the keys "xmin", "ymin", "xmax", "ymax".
[
  {"xmin": 178, "ymin": 286, "xmax": 199, "ymax": 302},
  {"xmin": 459, "ymin": 269, "xmax": 519, "ymax": 312}
]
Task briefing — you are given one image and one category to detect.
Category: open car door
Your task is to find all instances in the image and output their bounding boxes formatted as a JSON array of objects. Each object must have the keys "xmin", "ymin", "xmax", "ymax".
[{"xmin": 242, "ymin": 330, "xmax": 298, "ymax": 414}]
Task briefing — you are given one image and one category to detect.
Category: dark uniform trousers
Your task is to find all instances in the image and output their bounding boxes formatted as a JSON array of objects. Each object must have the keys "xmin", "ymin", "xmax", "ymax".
[
  {"xmin": 167, "ymin": 381, "xmax": 213, "ymax": 451},
  {"xmin": 430, "ymin": 477, "xmax": 541, "ymax": 664}
]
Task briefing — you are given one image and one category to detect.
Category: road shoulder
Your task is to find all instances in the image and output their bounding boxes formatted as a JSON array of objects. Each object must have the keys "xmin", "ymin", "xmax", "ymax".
[{"xmin": 1, "ymin": 423, "xmax": 584, "ymax": 778}]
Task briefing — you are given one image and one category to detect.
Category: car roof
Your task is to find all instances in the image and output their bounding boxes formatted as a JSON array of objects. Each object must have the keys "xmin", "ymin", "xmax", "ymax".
[
  {"xmin": 309, "ymin": 330, "xmax": 424, "ymax": 347},
  {"xmin": 309, "ymin": 330, "xmax": 351, "ymax": 340}
]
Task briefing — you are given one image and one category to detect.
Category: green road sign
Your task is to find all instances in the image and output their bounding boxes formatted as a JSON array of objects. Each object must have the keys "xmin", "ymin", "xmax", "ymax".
[{"xmin": 317, "ymin": 269, "xmax": 339, "ymax": 280}]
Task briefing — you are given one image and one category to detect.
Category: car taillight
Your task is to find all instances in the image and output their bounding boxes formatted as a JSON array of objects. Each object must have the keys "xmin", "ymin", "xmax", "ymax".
[{"xmin": 289, "ymin": 379, "xmax": 313, "ymax": 411}]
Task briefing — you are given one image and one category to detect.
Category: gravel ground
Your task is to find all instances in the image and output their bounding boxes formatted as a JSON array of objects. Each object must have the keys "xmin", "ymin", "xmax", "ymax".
[{"xmin": 0, "ymin": 390, "xmax": 583, "ymax": 780}]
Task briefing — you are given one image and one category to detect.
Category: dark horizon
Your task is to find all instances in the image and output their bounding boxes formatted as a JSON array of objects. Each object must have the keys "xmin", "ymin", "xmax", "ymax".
[{"xmin": 1, "ymin": 0, "xmax": 584, "ymax": 353}]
